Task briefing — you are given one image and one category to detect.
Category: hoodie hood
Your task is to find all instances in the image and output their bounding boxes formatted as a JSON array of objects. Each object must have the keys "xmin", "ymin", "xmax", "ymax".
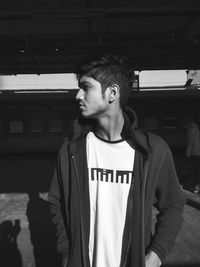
[
  {"xmin": 121, "ymin": 106, "xmax": 138, "ymax": 137},
  {"xmin": 70, "ymin": 106, "xmax": 151, "ymax": 158},
  {"xmin": 122, "ymin": 106, "xmax": 152, "ymax": 158}
]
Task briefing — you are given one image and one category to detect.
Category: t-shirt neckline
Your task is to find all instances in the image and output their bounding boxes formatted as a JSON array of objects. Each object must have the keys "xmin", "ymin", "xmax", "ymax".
[{"xmin": 93, "ymin": 132, "xmax": 125, "ymax": 144}]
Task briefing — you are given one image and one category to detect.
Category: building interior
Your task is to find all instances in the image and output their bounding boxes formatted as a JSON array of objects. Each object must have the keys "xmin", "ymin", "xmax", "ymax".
[{"xmin": 0, "ymin": 1, "xmax": 200, "ymax": 266}]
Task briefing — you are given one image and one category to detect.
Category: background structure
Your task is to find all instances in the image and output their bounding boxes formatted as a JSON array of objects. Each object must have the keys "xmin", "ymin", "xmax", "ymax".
[{"xmin": 0, "ymin": 1, "xmax": 200, "ymax": 266}]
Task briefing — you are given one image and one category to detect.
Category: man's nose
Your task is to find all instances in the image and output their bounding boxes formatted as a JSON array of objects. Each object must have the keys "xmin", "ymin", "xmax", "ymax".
[{"xmin": 75, "ymin": 89, "xmax": 84, "ymax": 101}]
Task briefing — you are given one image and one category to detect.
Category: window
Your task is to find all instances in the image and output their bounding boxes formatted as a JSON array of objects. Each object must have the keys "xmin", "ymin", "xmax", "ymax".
[
  {"xmin": 9, "ymin": 121, "xmax": 23, "ymax": 133},
  {"xmin": 0, "ymin": 73, "xmax": 78, "ymax": 91},
  {"xmin": 143, "ymin": 117, "xmax": 157, "ymax": 130},
  {"xmin": 139, "ymin": 70, "xmax": 187, "ymax": 90},
  {"xmin": 162, "ymin": 117, "xmax": 178, "ymax": 129},
  {"xmin": 0, "ymin": 70, "xmax": 190, "ymax": 92}
]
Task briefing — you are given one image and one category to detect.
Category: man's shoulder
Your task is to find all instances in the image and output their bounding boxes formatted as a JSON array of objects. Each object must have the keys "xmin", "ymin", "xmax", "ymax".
[
  {"xmin": 149, "ymin": 131, "xmax": 168, "ymax": 147},
  {"xmin": 136, "ymin": 128, "xmax": 170, "ymax": 153},
  {"xmin": 58, "ymin": 138, "xmax": 70, "ymax": 155}
]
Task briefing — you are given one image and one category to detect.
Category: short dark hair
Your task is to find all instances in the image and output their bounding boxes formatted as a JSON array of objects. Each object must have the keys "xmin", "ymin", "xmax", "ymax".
[{"xmin": 75, "ymin": 54, "xmax": 135, "ymax": 107}]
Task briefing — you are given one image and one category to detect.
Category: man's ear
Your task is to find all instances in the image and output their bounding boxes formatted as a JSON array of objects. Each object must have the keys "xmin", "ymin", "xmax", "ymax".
[{"xmin": 108, "ymin": 84, "xmax": 120, "ymax": 103}]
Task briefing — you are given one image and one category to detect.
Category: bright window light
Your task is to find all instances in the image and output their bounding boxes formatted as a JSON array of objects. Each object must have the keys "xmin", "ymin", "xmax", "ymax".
[
  {"xmin": 0, "ymin": 73, "xmax": 79, "ymax": 90},
  {"xmin": 139, "ymin": 70, "xmax": 187, "ymax": 88},
  {"xmin": 0, "ymin": 70, "xmax": 188, "ymax": 91}
]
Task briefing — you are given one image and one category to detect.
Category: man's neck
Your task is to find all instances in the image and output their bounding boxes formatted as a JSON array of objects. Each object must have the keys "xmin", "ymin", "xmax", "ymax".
[{"xmin": 94, "ymin": 109, "xmax": 124, "ymax": 141}]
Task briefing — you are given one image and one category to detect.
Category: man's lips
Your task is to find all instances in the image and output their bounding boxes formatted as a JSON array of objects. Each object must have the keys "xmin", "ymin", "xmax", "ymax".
[{"xmin": 79, "ymin": 103, "xmax": 86, "ymax": 109}]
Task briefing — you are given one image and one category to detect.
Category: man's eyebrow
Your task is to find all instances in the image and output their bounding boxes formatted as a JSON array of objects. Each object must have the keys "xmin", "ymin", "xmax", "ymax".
[{"xmin": 79, "ymin": 81, "xmax": 91, "ymax": 88}]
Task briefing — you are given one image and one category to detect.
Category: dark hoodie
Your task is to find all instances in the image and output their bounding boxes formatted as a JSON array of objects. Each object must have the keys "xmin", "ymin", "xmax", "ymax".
[{"xmin": 48, "ymin": 107, "xmax": 186, "ymax": 267}]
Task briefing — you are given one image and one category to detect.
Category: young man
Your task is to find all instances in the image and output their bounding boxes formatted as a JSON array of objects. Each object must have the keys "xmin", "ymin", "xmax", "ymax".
[
  {"xmin": 186, "ymin": 112, "xmax": 200, "ymax": 193},
  {"xmin": 48, "ymin": 55, "xmax": 186, "ymax": 267}
]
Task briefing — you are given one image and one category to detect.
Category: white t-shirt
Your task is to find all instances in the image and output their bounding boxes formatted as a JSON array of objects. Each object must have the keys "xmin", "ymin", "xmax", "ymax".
[{"xmin": 86, "ymin": 132, "xmax": 135, "ymax": 267}]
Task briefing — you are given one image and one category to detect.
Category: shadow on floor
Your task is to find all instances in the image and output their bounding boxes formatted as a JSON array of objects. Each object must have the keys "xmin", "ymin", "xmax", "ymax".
[
  {"xmin": 0, "ymin": 219, "xmax": 22, "ymax": 267},
  {"xmin": 26, "ymin": 192, "xmax": 61, "ymax": 267},
  {"xmin": 163, "ymin": 264, "xmax": 200, "ymax": 267},
  {"xmin": 186, "ymin": 198, "xmax": 200, "ymax": 210}
]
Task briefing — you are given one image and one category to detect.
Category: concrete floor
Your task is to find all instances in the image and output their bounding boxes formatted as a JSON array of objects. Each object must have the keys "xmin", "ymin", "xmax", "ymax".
[
  {"xmin": 0, "ymin": 190, "xmax": 199, "ymax": 267},
  {"xmin": 163, "ymin": 190, "xmax": 200, "ymax": 267}
]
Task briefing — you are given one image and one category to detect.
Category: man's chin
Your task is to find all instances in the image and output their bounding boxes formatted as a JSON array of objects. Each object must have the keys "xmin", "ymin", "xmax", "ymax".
[
  {"xmin": 81, "ymin": 111, "xmax": 96, "ymax": 119},
  {"xmin": 81, "ymin": 111, "xmax": 90, "ymax": 118}
]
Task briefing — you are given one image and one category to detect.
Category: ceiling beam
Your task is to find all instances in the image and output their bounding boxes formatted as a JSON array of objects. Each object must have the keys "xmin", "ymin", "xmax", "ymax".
[{"xmin": 0, "ymin": 6, "xmax": 200, "ymax": 20}]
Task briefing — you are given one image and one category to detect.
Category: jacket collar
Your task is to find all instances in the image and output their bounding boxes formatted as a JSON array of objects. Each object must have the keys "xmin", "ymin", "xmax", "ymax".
[
  {"xmin": 121, "ymin": 106, "xmax": 152, "ymax": 159},
  {"xmin": 69, "ymin": 106, "xmax": 151, "ymax": 158}
]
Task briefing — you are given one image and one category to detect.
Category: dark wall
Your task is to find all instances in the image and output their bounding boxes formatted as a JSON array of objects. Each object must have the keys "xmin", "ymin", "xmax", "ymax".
[{"xmin": 1, "ymin": 89, "xmax": 200, "ymax": 189}]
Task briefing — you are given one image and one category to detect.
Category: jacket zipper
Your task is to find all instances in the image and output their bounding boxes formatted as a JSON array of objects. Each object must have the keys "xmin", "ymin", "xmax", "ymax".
[
  {"xmin": 122, "ymin": 181, "xmax": 134, "ymax": 267},
  {"xmin": 72, "ymin": 155, "xmax": 87, "ymax": 267},
  {"xmin": 140, "ymin": 159, "xmax": 150, "ymax": 267},
  {"xmin": 122, "ymin": 158, "xmax": 149, "ymax": 267}
]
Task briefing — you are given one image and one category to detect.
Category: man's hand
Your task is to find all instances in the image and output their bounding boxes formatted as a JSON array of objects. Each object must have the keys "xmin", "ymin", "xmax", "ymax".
[{"xmin": 145, "ymin": 251, "xmax": 161, "ymax": 267}]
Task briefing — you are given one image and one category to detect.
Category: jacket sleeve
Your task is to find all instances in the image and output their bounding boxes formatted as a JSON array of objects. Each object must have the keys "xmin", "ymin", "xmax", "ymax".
[
  {"xmin": 150, "ymin": 146, "xmax": 186, "ymax": 263},
  {"xmin": 48, "ymin": 143, "xmax": 70, "ymax": 266}
]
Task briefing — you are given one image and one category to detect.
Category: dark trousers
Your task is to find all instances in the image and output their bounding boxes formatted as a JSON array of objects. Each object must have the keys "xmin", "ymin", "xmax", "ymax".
[{"xmin": 191, "ymin": 156, "xmax": 200, "ymax": 185}]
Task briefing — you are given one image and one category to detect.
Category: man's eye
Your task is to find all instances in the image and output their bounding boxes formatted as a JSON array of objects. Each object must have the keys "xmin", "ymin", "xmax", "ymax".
[{"xmin": 83, "ymin": 86, "xmax": 90, "ymax": 91}]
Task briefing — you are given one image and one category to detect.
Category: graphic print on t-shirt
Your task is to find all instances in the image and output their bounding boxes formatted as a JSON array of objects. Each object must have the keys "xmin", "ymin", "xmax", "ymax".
[
  {"xmin": 90, "ymin": 168, "xmax": 133, "ymax": 184},
  {"xmin": 86, "ymin": 132, "xmax": 135, "ymax": 267}
]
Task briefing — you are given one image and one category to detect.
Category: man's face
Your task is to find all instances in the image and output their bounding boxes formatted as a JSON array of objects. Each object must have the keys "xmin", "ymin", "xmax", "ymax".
[{"xmin": 76, "ymin": 76, "xmax": 109, "ymax": 119}]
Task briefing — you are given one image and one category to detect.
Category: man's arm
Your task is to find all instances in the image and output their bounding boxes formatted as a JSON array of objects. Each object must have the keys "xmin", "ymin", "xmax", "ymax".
[
  {"xmin": 149, "ymin": 146, "xmax": 186, "ymax": 264},
  {"xmin": 48, "ymin": 146, "xmax": 70, "ymax": 266}
]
